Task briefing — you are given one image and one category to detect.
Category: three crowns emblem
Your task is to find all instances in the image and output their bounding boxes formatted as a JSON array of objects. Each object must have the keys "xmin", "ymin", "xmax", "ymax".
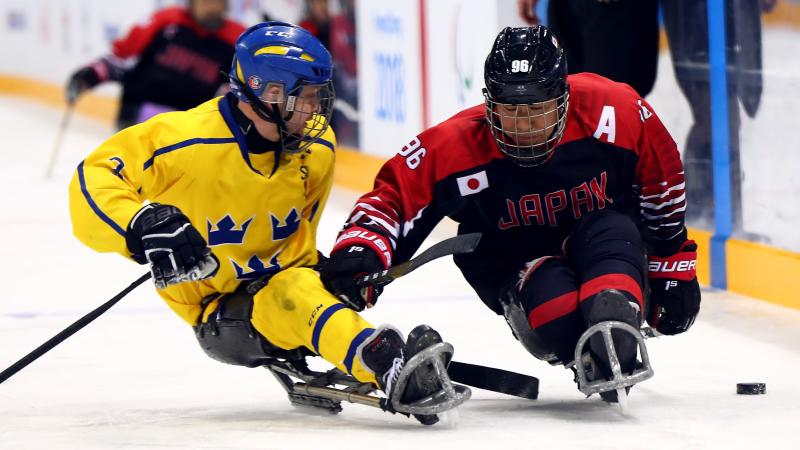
[
  {"xmin": 232, "ymin": 254, "xmax": 281, "ymax": 280},
  {"xmin": 207, "ymin": 215, "xmax": 254, "ymax": 246},
  {"xmin": 207, "ymin": 208, "xmax": 302, "ymax": 246}
]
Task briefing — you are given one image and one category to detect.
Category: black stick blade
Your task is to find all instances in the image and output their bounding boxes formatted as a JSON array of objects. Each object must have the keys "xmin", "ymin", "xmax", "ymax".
[
  {"xmin": 448, "ymin": 361, "xmax": 539, "ymax": 400},
  {"xmin": 359, "ymin": 233, "xmax": 482, "ymax": 287}
]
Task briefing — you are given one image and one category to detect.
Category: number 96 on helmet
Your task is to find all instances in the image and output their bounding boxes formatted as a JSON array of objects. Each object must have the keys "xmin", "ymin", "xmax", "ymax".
[{"xmin": 483, "ymin": 25, "xmax": 569, "ymax": 167}]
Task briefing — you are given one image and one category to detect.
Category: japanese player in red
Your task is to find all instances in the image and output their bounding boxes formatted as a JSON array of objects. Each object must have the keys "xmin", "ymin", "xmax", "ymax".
[{"xmin": 321, "ymin": 26, "xmax": 701, "ymax": 403}]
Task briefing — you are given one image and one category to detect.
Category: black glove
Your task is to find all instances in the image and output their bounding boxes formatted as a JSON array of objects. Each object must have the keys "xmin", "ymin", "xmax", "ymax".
[
  {"xmin": 320, "ymin": 227, "xmax": 392, "ymax": 311},
  {"xmin": 126, "ymin": 203, "xmax": 219, "ymax": 289},
  {"xmin": 647, "ymin": 240, "xmax": 701, "ymax": 335},
  {"xmin": 66, "ymin": 65, "xmax": 102, "ymax": 105}
]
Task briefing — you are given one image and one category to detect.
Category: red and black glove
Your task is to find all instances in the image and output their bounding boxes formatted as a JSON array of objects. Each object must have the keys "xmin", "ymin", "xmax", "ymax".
[
  {"xmin": 647, "ymin": 240, "xmax": 701, "ymax": 335},
  {"xmin": 65, "ymin": 58, "xmax": 120, "ymax": 105},
  {"xmin": 320, "ymin": 227, "xmax": 392, "ymax": 311}
]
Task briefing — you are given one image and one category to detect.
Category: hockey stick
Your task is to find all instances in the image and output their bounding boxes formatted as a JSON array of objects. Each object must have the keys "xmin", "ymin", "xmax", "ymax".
[
  {"xmin": 0, "ymin": 235, "xmax": 486, "ymax": 388},
  {"xmin": 44, "ymin": 103, "xmax": 75, "ymax": 179},
  {"xmin": 358, "ymin": 233, "xmax": 482, "ymax": 287},
  {"xmin": 0, "ymin": 272, "xmax": 152, "ymax": 384},
  {"xmin": 448, "ymin": 361, "xmax": 539, "ymax": 400},
  {"xmin": 355, "ymin": 233, "xmax": 540, "ymax": 400}
]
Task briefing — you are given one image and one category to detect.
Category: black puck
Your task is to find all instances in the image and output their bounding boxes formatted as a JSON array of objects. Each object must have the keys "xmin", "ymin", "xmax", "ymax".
[{"xmin": 736, "ymin": 383, "xmax": 766, "ymax": 395}]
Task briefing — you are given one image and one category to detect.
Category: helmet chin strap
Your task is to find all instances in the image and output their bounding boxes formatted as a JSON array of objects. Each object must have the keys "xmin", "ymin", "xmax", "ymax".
[{"xmin": 227, "ymin": 73, "xmax": 295, "ymax": 176}]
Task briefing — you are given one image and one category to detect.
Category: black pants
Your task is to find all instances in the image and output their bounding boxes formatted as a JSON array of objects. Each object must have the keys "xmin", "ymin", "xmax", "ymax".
[
  {"xmin": 514, "ymin": 210, "xmax": 647, "ymax": 363},
  {"xmin": 548, "ymin": 0, "xmax": 660, "ymax": 97},
  {"xmin": 194, "ymin": 283, "xmax": 310, "ymax": 368}
]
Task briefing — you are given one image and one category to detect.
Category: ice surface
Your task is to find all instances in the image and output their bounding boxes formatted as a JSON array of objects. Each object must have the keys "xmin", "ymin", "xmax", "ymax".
[{"xmin": 0, "ymin": 96, "xmax": 798, "ymax": 449}]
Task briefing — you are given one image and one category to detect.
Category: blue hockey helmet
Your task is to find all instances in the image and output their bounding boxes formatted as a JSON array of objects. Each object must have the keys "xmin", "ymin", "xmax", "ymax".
[{"xmin": 229, "ymin": 21, "xmax": 334, "ymax": 153}]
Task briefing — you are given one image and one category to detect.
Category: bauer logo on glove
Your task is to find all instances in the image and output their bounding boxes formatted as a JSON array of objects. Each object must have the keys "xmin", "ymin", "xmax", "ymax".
[{"xmin": 647, "ymin": 240, "xmax": 701, "ymax": 335}]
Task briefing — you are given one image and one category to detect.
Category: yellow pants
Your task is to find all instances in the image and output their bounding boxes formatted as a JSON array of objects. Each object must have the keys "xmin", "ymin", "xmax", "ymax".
[{"xmin": 249, "ymin": 267, "xmax": 379, "ymax": 385}]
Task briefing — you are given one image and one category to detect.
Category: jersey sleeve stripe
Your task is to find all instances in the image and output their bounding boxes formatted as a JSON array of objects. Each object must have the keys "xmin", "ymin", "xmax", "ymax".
[
  {"xmin": 346, "ymin": 211, "xmax": 400, "ymax": 241},
  {"xmin": 640, "ymin": 182, "xmax": 686, "ymax": 200},
  {"xmin": 77, "ymin": 160, "xmax": 126, "ymax": 237},
  {"xmin": 642, "ymin": 205, "xmax": 686, "ymax": 220},
  {"xmin": 401, "ymin": 205, "xmax": 428, "ymax": 238},
  {"xmin": 640, "ymin": 193, "xmax": 686, "ymax": 210},
  {"xmin": 353, "ymin": 202, "xmax": 399, "ymax": 224},
  {"xmin": 143, "ymin": 137, "xmax": 236, "ymax": 170},
  {"xmin": 647, "ymin": 221, "xmax": 682, "ymax": 230},
  {"xmin": 352, "ymin": 203, "xmax": 401, "ymax": 232}
]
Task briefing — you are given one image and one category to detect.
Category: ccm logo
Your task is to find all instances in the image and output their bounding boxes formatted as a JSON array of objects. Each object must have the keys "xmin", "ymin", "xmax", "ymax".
[{"xmin": 649, "ymin": 260, "xmax": 697, "ymax": 273}]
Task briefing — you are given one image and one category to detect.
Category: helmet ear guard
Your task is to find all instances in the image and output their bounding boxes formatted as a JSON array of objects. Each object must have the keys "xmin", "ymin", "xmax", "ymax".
[{"xmin": 483, "ymin": 25, "xmax": 569, "ymax": 167}]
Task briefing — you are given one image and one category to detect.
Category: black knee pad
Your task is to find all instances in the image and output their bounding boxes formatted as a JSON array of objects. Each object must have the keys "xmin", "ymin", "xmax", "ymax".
[{"xmin": 195, "ymin": 289, "xmax": 309, "ymax": 367}]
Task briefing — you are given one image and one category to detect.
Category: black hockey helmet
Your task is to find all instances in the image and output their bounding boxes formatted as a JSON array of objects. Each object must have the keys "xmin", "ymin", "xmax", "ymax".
[{"xmin": 483, "ymin": 26, "xmax": 569, "ymax": 166}]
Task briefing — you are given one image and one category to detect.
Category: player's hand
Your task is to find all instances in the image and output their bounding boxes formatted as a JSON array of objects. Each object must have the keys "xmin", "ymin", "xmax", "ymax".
[
  {"xmin": 647, "ymin": 240, "xmax": 701, "ymax": 335},
  {"xmin": 320, "ymin": 227, "xmax": 392, "ymax": 311},
  {"xmin": 126, "ymin": 203, "xmax": 219, "ymax": 289},
  {"xmin": 65, "ymin": 66, "xmax": 101, "ymax": 105}
]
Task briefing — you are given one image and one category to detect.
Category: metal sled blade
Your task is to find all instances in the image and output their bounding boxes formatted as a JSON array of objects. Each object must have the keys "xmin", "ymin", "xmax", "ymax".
[
  {"xmin": 573, "ymin": 321, "xmax": 654, "ymax": 396},
  {"xmin": 389, "ymin": 342, "xmax": 472, "ymax": 415},
  {"xmin": 266, "ymin": 360, "xmax": 378, "ymax": 414}
]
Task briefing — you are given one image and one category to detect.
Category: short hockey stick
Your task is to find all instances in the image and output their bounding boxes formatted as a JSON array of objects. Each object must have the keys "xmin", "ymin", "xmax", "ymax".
[
  {"xmin": 448, "ymin": 361, "xmax": 539, "ymax": 400},
  {"xmin": 0, "ymin": 272, "xmax": 153, "ymax": 384},
  {"xmin": 44, "ymin": 103, "xmax": 75, "ymax": 179},
  {"xmin": 358, "ymin": 233, "xmax": 482, "ymax": 287}
]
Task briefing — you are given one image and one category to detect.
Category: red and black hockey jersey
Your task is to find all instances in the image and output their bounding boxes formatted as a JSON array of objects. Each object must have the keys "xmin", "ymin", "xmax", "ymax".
[
  {"xmin": 340, "ymin": 73, "xmax": 686, "ymax": 311},
  {"xmin": 111, "ymin": 7, "xmax": 245, "ymax": 111}
]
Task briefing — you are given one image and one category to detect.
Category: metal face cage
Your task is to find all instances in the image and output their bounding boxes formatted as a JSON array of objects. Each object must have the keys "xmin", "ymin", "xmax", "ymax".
[
  {"xmin": 484, "ymin": 90, "xmax": 569, "ymax": 167},
  {"xmin": 257, "ymin": 80, "xmax": 335, "ymax": 153}
]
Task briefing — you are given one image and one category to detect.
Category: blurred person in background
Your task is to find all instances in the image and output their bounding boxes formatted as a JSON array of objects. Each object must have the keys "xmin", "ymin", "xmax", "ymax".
[
  {"xmin": 66, "ymin": 0, "xmax": 245, "ymax": 130},
  {"xmin": 299, "ymin": 0, "xmax": 331, "ymax": 50},
  {"xmin": 662, "ymin": 0, "xmax": 776, "ymax": 232},
  {"xmin": 329, "ymin": 0, "xmax": 359, "ymax": 147},
  {"xmin": 518, "ymin": 0, "xmax": 659, "ymax": 97}
]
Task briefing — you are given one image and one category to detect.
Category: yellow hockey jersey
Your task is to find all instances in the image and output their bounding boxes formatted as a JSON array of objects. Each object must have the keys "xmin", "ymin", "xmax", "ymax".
[{"xmin": 69, "ymin": 95, "xmax": 335, "ymax": 325}]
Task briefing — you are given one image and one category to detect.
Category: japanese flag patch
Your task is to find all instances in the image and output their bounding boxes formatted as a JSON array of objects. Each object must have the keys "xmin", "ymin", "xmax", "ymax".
[{"xmin": 456, "ymin": 171, "xmax": 489, "ymax": 196}]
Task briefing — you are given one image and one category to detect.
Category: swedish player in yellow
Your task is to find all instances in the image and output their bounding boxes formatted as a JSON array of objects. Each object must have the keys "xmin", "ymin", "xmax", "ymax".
[{"xmin": 68, "ymin": 22, "xmax": 467, "ymax": 425}]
